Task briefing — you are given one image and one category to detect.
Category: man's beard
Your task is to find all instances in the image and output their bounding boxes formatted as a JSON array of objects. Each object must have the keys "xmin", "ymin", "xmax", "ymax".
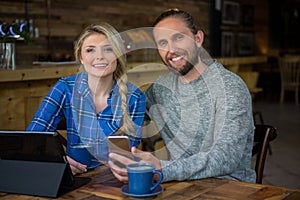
[{"xmin": 165, "ymin": 46, "xmax": 199, "ymax": 76}]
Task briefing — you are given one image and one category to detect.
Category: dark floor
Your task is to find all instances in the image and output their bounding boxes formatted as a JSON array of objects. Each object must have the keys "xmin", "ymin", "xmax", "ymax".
[{"xmin": 253, "ymin": 95, "xmax": 300, "ymax": 190}]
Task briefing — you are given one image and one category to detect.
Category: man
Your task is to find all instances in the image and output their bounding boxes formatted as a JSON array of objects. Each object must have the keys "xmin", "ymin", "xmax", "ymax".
[{"xmin": 109, "ymin": 8, "xmax": 256, "ymax": 183}]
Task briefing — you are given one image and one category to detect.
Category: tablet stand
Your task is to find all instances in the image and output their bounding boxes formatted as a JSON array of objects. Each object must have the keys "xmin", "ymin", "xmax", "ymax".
[{"xmin": 0, "ymin": 159, "xmax": 90, "ymax": 197}]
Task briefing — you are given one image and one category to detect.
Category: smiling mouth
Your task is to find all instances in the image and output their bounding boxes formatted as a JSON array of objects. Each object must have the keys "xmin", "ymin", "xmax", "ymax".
[
  {"xmin": 170, "ymin": 55, "xmax": 184, "ymax": 62},
  {"xmin": 93, "ymin": 63, "xmax": 108, "ymax": 68},
  {"xmin": 167, "ymin": 50, "xmax": 187, "ymax": 63},
  {"xmin": 167, "ymin": 53, "xmax": 186, "ymax": 66}
]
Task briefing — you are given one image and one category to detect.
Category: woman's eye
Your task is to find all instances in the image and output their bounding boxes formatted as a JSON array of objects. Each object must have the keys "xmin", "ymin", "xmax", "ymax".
[
  {"xmin": 103, "ymin": 47, "xmax": 113, "ymax": 53},
  {"xmin": 86, "ymin": 48, "xmax": 95, "ymax": 53}
]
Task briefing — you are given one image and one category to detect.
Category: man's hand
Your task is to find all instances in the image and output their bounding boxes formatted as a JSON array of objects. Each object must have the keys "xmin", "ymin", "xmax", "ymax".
[
  {"xmin": 66, "ymin": 156, "xmax": 87, "ymax": 175},
  {"xmin": 108, "ymin": 147, "xmax": 162, "ymax": 182},
  {"xmin": 131, "ymin": 147, "xmax": 162, "ymax": 171}
]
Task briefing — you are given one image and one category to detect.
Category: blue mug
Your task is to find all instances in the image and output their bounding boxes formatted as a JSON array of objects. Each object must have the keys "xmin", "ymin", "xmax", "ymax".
[{"xmin": 127, "ymin": 163, "xmax": 163, "ymax": 194}]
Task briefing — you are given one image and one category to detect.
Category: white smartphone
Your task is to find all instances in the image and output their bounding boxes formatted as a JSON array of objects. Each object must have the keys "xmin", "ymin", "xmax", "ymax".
[{"xmin": 108, "ymin": 136, "xmax": 134, "ymax": 167}]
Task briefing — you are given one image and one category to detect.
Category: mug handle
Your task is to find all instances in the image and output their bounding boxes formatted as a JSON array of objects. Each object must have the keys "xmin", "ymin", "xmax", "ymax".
[{"xmin": 150, "ymin": 170, "xmax": 163, "ymax": 191}]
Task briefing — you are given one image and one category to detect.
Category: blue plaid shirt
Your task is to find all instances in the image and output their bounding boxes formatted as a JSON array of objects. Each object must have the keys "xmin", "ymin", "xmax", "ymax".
[{"xmin": 27, "ymin": 72, "xmax": 146, "ymax": 161}]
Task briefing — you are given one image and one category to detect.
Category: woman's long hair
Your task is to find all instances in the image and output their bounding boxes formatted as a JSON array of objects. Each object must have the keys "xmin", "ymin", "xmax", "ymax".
[{"xmin": 74, "ymin": 22, "xmax": 134, "ymax": 135}]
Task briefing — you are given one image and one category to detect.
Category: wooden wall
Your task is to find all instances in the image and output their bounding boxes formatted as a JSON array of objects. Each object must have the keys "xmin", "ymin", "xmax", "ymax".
[
  {"xmin": 0, "ymin": 79, "xmax": 56, "ymax": 130},
  {"xmin": 1, "ymin": 0, "xmax": 270, "ymax": 65},
  {"xmin": 0, "ymin": 0, "xmax": 210, "ymax": 66}
]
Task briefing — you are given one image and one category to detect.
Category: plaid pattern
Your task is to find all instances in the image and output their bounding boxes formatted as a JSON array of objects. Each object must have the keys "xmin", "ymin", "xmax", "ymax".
[{"xmin": 27, "ymin": 72, "xmax": 146, "ymax": 160}]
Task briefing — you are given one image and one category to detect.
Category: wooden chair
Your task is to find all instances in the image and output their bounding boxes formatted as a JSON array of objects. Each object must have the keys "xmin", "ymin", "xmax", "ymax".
[
  {"xmin": 278, "ymin": 56, "xmax": 300, "ymax": 106},
  {"xmin": 238, "ymin": 71, "xmax": 263, "ymax": 101},
  {"xmin": 252, "ymin": 124, "xmax": 277, "ymax": 184},
  {"xmin": 238, "ymin": 71, "xmax": 264, "ymax": 125}
]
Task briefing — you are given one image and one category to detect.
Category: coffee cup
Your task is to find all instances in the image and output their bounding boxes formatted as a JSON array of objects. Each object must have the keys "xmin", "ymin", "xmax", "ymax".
[
  {"xmin": 127, "ymin": 163, "xmax": 163, "ymax": 195},
  {"xmin": 69, "ymin": 143, "xmax": 93, "ymax": 166}
]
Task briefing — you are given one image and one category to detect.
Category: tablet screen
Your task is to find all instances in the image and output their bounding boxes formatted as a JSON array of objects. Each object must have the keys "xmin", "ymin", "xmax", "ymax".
[{"xmin": 0, "ymin": 131, "xmax": 66, "ymax": 163}]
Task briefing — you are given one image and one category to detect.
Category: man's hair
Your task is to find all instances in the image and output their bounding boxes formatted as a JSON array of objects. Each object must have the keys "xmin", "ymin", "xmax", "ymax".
[{"xmin": 153, "ymin": 8, "xmax": 199, "ymax": 35}]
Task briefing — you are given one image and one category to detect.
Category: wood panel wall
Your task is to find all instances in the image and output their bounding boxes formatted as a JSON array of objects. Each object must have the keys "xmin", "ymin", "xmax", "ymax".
[
  {"xmin": 0, "ymin": 79, "xmax": 56, "ymax": 130},
  {"xmin": 0, "ymin": 0, "xmax": 210, "ymax": 66},
  {"xmin": 1, "ymin": 0, "xmax": 270, "ymax": 65}
]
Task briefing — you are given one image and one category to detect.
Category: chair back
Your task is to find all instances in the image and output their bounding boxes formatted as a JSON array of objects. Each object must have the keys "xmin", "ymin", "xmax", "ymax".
[
  {"xmin": 252, "ymin": 124, "xmax": 277, "ymax": 184},
  {"xmin": 238, "ymin": 71, "xmax": 263, "ymax": 101},
  {"xmin": 278, "ymin": 56, "xmax": 300, "ymax": 88}
]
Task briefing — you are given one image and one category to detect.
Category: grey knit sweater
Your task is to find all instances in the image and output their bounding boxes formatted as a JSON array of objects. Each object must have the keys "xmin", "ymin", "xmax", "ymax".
[{"xmin": 145, "ymin": 60, "xmax": 256, "ymax": 183}]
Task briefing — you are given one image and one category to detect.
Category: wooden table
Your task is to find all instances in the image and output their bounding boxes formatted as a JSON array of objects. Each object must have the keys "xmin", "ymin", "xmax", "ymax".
[{"xmin": 1, "ymin": 165, "xmax": 300, "ymax": 200}]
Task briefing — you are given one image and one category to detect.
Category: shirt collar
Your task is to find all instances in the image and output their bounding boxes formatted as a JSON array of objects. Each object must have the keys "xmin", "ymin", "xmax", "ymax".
[{"xmin": 75, "ymin": 72, "xmax": 119, "ymax": 97}]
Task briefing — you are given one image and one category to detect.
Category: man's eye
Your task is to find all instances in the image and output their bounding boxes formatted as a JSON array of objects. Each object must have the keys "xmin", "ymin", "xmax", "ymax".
[
  {"xmin": 174, "ymin": 34, "xmax": 183, "ymax": 41},
  {"xmin": 158, "ymin": 40, "xmax": 167, "ymax": 47}
]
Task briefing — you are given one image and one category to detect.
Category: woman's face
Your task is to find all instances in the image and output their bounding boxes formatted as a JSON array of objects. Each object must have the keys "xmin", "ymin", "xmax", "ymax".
[{"xmin": 80, "ymin": 33, "xmax": 117, "ymax": 79}]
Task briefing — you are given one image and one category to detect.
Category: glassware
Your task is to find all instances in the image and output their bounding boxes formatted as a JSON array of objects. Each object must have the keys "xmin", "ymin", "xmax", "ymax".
[{"xmin": 0, "ymin": 42, "xmax": 15, "ymax": 70}]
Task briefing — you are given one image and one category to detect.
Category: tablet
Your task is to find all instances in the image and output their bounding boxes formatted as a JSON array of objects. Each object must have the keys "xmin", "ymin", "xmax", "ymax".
[
  {"xmin": 0, "ymin": 130, "xmax": 66, "ymax": 163},
  {"xmin": 0, "ymin": 130, "xmax": 90, "ymax": 197}
]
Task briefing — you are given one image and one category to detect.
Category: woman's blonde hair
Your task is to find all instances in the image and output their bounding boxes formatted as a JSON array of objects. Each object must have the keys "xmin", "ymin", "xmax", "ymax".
[{"xmin": 74, "ymin": 22, "xmax": 133, "ymax": 135}]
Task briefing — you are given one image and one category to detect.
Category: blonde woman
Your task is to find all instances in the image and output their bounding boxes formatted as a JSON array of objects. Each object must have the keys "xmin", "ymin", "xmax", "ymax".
[{"xmin": 27, "ymin": 23, "xmax": 146, "ymax": 175}]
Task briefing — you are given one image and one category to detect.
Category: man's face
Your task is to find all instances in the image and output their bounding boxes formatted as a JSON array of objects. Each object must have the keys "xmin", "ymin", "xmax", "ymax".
[{"xmin": 153, "ymin": 17, "xmax": 201, "ymax": 76}]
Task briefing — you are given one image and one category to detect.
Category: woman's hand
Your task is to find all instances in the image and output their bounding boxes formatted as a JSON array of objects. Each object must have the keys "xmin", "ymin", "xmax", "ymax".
[
  {"xmin": 66, "ymin": 156, "xmax": 87, "ymax": 175},
  {"xmin": 108, "ymin": 151, "xmax": 136, "ymax": 182}
]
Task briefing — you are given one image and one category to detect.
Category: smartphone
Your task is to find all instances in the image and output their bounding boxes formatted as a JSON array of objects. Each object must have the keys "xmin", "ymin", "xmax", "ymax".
[{"xmin": 108, "ymin": 136, "xmax": 134, "ymax": 167}]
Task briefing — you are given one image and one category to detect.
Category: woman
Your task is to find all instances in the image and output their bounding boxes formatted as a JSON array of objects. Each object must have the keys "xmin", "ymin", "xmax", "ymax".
[{"xmin": 27, "ymin": 23, "xmax": 146, "ymax": 174}]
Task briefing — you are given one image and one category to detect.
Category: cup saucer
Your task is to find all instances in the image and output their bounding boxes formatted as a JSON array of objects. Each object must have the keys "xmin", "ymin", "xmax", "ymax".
[
  {"xmin": 87, "ymin": 160, "xmax": 100, "ymax": 170},
  {"xmin": 121, "ymin": 185, "xmax": 163, "ymax": 198}
]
